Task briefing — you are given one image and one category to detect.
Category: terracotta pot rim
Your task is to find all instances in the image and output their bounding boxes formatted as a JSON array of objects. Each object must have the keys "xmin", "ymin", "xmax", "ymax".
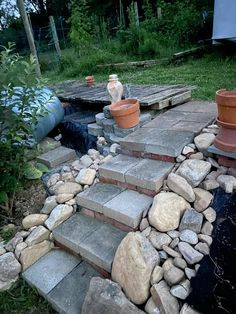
[
  {"xmin": 216, "ymin": 118, "xmax": 236, "ymax": 129},
  {"xmin": 110, "ymin": 99, "xmax": 139, "ymax": 117},
  {"xmin": 216, "ymin": 89, "xmax": 236, "ymax": 98}
]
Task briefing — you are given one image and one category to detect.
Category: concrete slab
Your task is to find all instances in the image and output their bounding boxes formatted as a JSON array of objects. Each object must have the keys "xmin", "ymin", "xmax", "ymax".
[
  {"xmin": 53, "ymin": 213, "xmax": 126, "ymax": 273},
  {"xmin": 37, "ymin": 146, "xmax": 76, "ymax": 168},
  {"xmin": 22, "ymin": 249, "xmax": 81, "ymax": 296},
  {"xmin": 76, "ymin": 183, "xmax": 124, "ymax": 213},
  {"xmin": 103, "ymin": 189, "xmax": 152, "ymax": 228},
  {"xmin": 145, "ymin": 129, "xmax": 195, "ymax": 157},
  {"xmin": 99, "ymin": 154, "xmax": 140, "ymax": 182},
  {"xmin": 170, "ymin": 101, "xmax": 217, "ymax": 114},
  {"xmin": 88, "ymin": 123, "xmax": 103, "ymax": 136},
  {"xmin": 114, "ymin": 124, "xmax": 140, "ymax": 138},
  {"xmin": 47, "ymin": 261, "xmax": 100, "ymax": 314},
  {"xmin": 208, "ymin": 145, "xmax": 236, "ymax": 159},
  {"xmin": 161, "ymin": 110, "xmax": 215, "ymax": 124},
  {"xmin": 125, "ymin": 159, "xmax": 174, "ymax": 191}
]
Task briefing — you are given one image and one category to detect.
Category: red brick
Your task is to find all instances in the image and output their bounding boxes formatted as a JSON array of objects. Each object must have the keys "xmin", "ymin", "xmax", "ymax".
[
  {"xmin": 218, "ymin": 156, "xmax": 236, "ymax": 169},
  {"xmin": 136, "ymin": 186, "xmax": 157, "ymax": 197},
  {"xmin": 80, "ymin": 207, "xmax": 95, "ymax": 218}
]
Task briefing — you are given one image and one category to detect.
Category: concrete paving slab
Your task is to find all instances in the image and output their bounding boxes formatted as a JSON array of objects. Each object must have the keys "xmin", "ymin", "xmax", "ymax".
[
  {"xmin": 22, "ymin": 249, "xmax": 81, "ymax": 296},
  {"xmin": 103, "ymin": 189, "xmax": 152, "ymax": 228},
  {"xmin": 125, "ymin": 159, "xmax": 174, "ymax": 191},
  {"xmin": 145, "ymin": 129, "xmax": 195, "ymax": 157},
  {"xmin": 37, "ymin": 146, "xmax": 76, "ymax": 168},
  {"xmin": 99, "ymin": 154, "xmax": 140, "ymax": 182},
  {"xmin": 47, "ymin": 261, "xmax": 100, "ymax": 314},
  {"xmin": 88, "ymin": 123, "xmax": 103, "ymax": 136},
  {"xmin": 161, "ymin": 110, "xmax": 215, "ymax": 124},
  {"xmin": 76, "ymin": 183, "xmax": 124, "ymax": 213},
  {"xmin": 79, "ymin": 223, "xmax": 126, "ymax": 272},
  {"xmin": 170, "ymin": 101, "xmax": 217, "ymax": 114},
  {"xmin": 53, "ymin": 213, "xmax": 126, "ymax": 272}
]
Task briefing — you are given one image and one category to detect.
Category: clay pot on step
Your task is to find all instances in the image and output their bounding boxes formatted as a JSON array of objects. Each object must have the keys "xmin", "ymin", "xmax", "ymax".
[
  {"xmin": 214, "ymin": 118, "xmax": 236, "ymax": 152},
  {"xmin": 85, "ymin": 76, "xmax": 95, "ymax": 87},
  {"xmin": 216, "ymin": 89, "xmax": 236, "ymax": 124},
  {"xmin": 109, "ymin": 99, "xmax": 140, "ymax": 129}
]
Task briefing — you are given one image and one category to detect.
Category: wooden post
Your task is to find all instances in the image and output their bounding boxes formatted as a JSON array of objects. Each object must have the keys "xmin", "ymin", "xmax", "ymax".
[
  {"xmin": 49, "ymin": 16, "xmax": 61, "ymax": 58},
  {"xmin": 17, "ymin": 0, "xmax": 41, "ymax": 77},
  {"xmin": 134, "ymin": 2, "xmax": 139, "ymax": 26}
]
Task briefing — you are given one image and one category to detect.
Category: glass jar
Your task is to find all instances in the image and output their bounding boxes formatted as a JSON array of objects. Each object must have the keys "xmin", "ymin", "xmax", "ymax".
[{"xmin": 107, "ymin": 74, "xmax": 123, "ymax": 104}]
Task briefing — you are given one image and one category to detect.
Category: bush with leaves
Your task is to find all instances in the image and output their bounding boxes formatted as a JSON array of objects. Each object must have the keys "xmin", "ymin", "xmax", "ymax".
[{"xmin": 0, "ymin": 43, "xmax": 48, "ymax": 217}]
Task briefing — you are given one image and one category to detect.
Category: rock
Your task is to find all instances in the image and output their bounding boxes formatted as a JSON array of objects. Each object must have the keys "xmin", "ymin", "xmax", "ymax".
[
  {"xmin": 141, "ymin": 226, "xmax": 151, "ymax": 238},
  {"xmin": 111, "ymin": 232, "xmax": 160, "ymax": 304},
  {"xmin": 99, "ymin": 154, "xmax": 113, "ymax": 164},
  {"xmin": 206, "ymin": 171, "xmax": 219, "ymax": 180},
  {"xmin": 110, "ymin": 143, "xmax": 120, "ymax": 156},
  {"xmin": 82, "ymin": 277, "xmax": 145, "ymax": 314},
  {"xmin": 176, "ymin": 154, "xmax": 186, "ymax": 162},
  {"xmin": 169, "ymin": 238, "xmax": 179, "ymax": 249},
  {"xmin": 139, "ymin": 218, "xmax": 149, "ymax": 231},
  {"xmin": 180, "ymin": 303, "xmax": 200, "ymax": 314},
  {"xmin": 87, "ymin": 149, "xmax": 100, "ymax": 160},
  {"xmin": 25, "ymin": 226, "xmax": 50, "ymax": 246},
  {"xmin": 22, "ymin": 214, "xmax": 48, "ymax": 230},
  {"xmin": 179, "ymin": 229, "xmax": 198, "ymax": 245},
  {"xmin": 170, "ymin": 279, "xmax": 191, "ymax": 300},
  {"xmin": 47, "ymin": 173, "xmax": 60, "ymax": 187},
  {"xmin": 66, "ymin": 198, "xmax": 76, "ymax": 206},
  {"xmin": 198, "ymin": 234, "xmax": 212, "ymax": 246},
  {"xmin": 148, "ymin": 192, "xmax": 190, "ymax": 232},
  {"xmin": 44, "ymin": 204, "xmax": 73, "ymax": 230},
  {"xmin": 71, "ymin": 159, "xmax": 82, "ymax": 171},
  {"xmin": 5, "ymin": 235, "xmax": 23, "ymax": 252},
  {"xmin": 0, "ymin": 252, "xmax": 21, "ymax": 282},
  {"xmin": 194, "ymin": 242, "xmax": 209, "ymax": 255},
  {"xmin": 49, "ymin": 181, "xmax": 64, "ymax": 194},
  {"xmin": 159, "ymin": 250, "xmax": 168, "ymax": 261},
  {"xmin": 193, "ymin": 188, "xmax": 213, "ymax": 212},
  {"xmin": 178, "ymin": 242, "xmax": 203, "ymax": 265},
  {"xmin": 217, "ymin": 166, "xmax": 228, "ymax": 175},
  {"xmin": 203, "ymin": 207, "xmax": 216, "ymax": 223},
  {"xmin": 0, "ymin": 276, "xmax": 18, "ymax": 291},
  {"xmin": 164, "ymin": 266, "xmax": 185, "ymax": 286},
  {"xmin": 182, "ymin": 146, "xmax": 195, "ymax": 155},
  {"xmin": 162, "ymin": 245, "xmax": 181, "ymax": 258},
  {"xmin": 185, "ymin": 267, "xmax": 196, "ymax": 280},
  {"xmin": 151, "ymin": 265, "xmax": 164, "ymax": 285},
  {"xmin": 207, "ymin": 157, "xmax": 220, "ymax": 168},
  {"xmin": 148, "ymin": 231, "xmax": 172, "ymax": 250},
  {"xmin": 194, "ymin": 133, "xmax": 215, "ymax": 153},
  {"xmin": 80, "ymin": 155, "xmax": 93, "ymax": 167},
  {"xmin": 151, "ymin": 280, "xmax": 179, "ymax": 314},
  {"xmin": 0, "ymin": 244, "xmax": 6, "ymax": 256},
  {"xmin": 162, "ymin": 258, "xmax": 174, "ymax": 272},
  {"xmin": 54, "ymin": 182, "xmax": 82, "ymax": 195},
  {"xmin": 76, "ymin": 168, "xmax": 96, "ymax": 185},
  {"xmin": 176, "ymin": 160, "xmax": 211, "ymax": 187},
  {"xmin": 167, "ymin": 230, "xmax": 180, "ymax": 239},
  {"xmin": 61, "ymin": 172, "xmax": 74, "ymax": 182},
  {"xmin": 173, "ymin": 257, "xmax": 187, "ymax": 270},
  {"xmin": 179, "ymin": 208, "xmax": 203, "ymax": 233},
  {"xmin": 41, "ymin": 196, "xmax": 57, "ymax": 214},
  {"xmin": 217, "ymin": 174, "xmax": 236, "ymax": 193},
  {"xmin": 15, "ymin": 242, "xmax": 27, "ymax": 259},
  {"xmin": 145, "ymin": 297, "xmax": 160, "ymax": 314},
  {"xmin": 201, "ymin": 221, "xmax": 213, "ymax": 236},
  {"xmin": 189, "ymin": 152, "xmax": 204, "ymax": 160},
  {"xmin": 167, "ymin": 173, "xmax": 195, "ymax": 202},
  {"xmin": 201, "ymin": 179, "xmax": 219, "ymax": 190},
  {"xmin": 56, "ymin": 193, "xmax": 74, "ymax": 203}
]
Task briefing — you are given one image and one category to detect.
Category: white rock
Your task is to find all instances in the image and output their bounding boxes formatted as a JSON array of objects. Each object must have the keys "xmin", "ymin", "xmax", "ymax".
[
  {"xmin": 201, "ymin": 179, "xmax": 219, "ymax": 190},
  {"xmin": 61, "ymin": 172, "xmax": 74, "ymax": 182},
  {"xmin": 112, "ymin": 232, "xmax": 160, "ymax": 305},
  {"xmin": 203, "ymin": 207, "xmax": 216, "ymax": 223},
  {"xmin": 71, "ymin": 159, "xmax": 82, "ymax": 171},
  {"xmin": 25, "ymin": 226, "xmax": 50, "ymax": 246},
  {"xmin": 0, "ymin": 252, "xmax": 21, "ymax": 282},
  {"xmin": 194, "ymin": 242, "xmax": 209, "ymax": 255},
  {"xmin": 167, "ymin": 173, "xmax": 195, "ymax": 202},
  {"xmin": 185, "ymin": 268, "xmax": 196, "ymax": 280},
  {"xmin": 180, "ymin": 229, "xmax": 198, "ymax": 245},
  {"xmin": 182, "ymin": 146, "xmax": 194, "ymax": 155},
  {"xmin": 167, "ymin": 230, "xmax": 180, "ymax": 239},
  {"xmin": 87, "ymin": 149, "xmax": 100, "ymax": 160},
  {"xmin": 151, "ymin": 265, "xmax": 164, "ymax": 285},
  {"xmin": 217, "ymin": 174, "xmax": 236, "ymax": 193},
  {"xmin": 47, "ymin": 173, "xmax": 60, "ymax": 187},
  {"xmin": 173, "ymin": 257, "xmax": 187, "ymax": 270},
  {"xmin": 193, "ymin": 188, "xmax": 213, "ymax": 212},
  {"xmin": 41, "ymin": 196, "xmax": 57, "ymax": 214},
  {"xmin": 139, "ymin": 218, "xmax": 149, "ymax": 231},
  {"xmin": 75, "ymin": 168, "xmax": 96, "ymax": 185},
  {"xmin": 148, "ymin": 192, "xmax": 190, "ymax": 232},
  {"xmin": 80, "ymin": 155, "xmax": 93, "ymax": 167},
  {"xmin": 170, "ymin": 279, "xmax": 191, "ymax": 300},
  {"xmin": 22, "ymin": 214, "xmax": 48, "ymax": 230},
  {"xmin": 56, "ymin": 193, "xmax": 74, "ymax": 203},
  {"xmin": 110, "ymin": 143, "xmax": 120, "ymax": 155},
  {"xmin": 162, "ymin": 258, "xmax": 174, "ymax": 272},
  {"xmin": 66, "ymin": 198, "xmax": 76, "ymax": 206},
  {"xmin": 206, "ymin": 171, "xmax": 219, "ymax": 180},
  {"xmin": 198, "ymin": 234, "xmax": 212, "ymax": 246},
  {"xmin": 148, "ymin": 231, "xmax": 172, "ymax": 250},
  {"xmin": 99, "ymin": 154, "xmax": 113, "ymax": 164},
  {"xmin": 194, "ymin": 133, "xmax": 215, "ymax": 153},
  {"xmin": 178, "ymin": 242, "xmax": 204, "ymax": 265},
  {"xmin": 180, "ymin": 303, "xmax": 200, "ymax": 314},
  {"xmin": 20, "ymin": 240, "xmax": 53, "ymax": 270},
  {"xmin": 207, "ymin": 157, "xmax": 220, "ymax": 168},
  {"xmin": 54, "ymin": 182, "xmax": 82, "ymax": 195},
  {"xmin": 189, "ymin": 152, "xmax": 204, "ymax": 160},
  {"xmin": 176, "ymin": 159, "xmax": 211, "ymax": 187},
  {"xmin": 145, "ymin": 297, "xmax": 160, "ymax": 314},
  {"xmin": 162, "ymin": 245, "xmax": 181, "ymax": 258},
  {"xmin": 49, "ymin": 180, "xmax": 64, "ymax": 194},
  {"xmin": 176, "ymin": 155, "xmax": 186, "ymax": 163},
  {"xmin": 15, "ymin": 242, "xmax": 27, "ymax": 259},
  {"xmin": 44, "ymin": 204, "xmax": 73, "ymax": 230},
  {"xmin": 201, "ymin": 221, "xmax": 213, "ymax": 235},
  {"xmin": 169, "ymin": 237, "xmax": 179, "ymax": 249},
  {"xmin": 164, "ymin": 266, "xmax": 185, "ymax": 286}
]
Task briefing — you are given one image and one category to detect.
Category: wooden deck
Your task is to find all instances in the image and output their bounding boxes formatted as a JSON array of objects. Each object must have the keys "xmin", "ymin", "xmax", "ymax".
[{"xmin": 50, "ymin": 80, "xmax": 192, "ymax": 110}]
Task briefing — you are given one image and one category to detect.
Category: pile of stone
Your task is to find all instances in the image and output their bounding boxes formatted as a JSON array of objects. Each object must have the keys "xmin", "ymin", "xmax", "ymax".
[
  {"xmin": 0, "ymin": 148, "xmax": 110, "ymax": 291},
  {"xmin": 88, "ymin": 105, "xmax": 152, "ymax": 155},
  {"xmin": 109, "ymin": 124, "xmax": 236, "ymax": 314}
]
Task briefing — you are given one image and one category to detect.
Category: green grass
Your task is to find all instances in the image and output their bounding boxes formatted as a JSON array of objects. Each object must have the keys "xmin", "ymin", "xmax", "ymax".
[
  {"xmin": 0, "ymin": 279, "xmax": 55, "ymax": 314},
  {"xmin": 45, "ymin": 50, "xmax": 236, "ymax": 101}
]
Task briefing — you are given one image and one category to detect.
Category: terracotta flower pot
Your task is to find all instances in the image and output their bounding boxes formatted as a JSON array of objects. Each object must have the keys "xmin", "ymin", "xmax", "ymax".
[
  {"xmin": 216, "ymin": 89, "xmax": 236, "ymax": 124},
  {"xmin": 85, "ymin": 76, "xmax": 95, "ymax": 87},
  {"xmin": 109, "ymin": 99, "xmax": 140, "ymax": 129},
  {"xmin": 214, "ymin": 118, "xmax": 236, "ymax": 152}
]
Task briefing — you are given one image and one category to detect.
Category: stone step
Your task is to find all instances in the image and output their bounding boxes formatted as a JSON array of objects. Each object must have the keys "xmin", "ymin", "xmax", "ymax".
[
  {"xmin": 36, "ymin": 146, "xmax": 76, "ymax": 168},
  {"xmin": 76, "ymin": 182, "xmax": 153, "ymax": 229},
  {"xmin": 99, "ymin": 154, "xmax": 174, "ymax": 195},
  {"xmin": 52, "ymin": 213, "xmax": 127, "ymax": 273},
  {"xmin": 22, "ymin": 249, "xmax": 100, "ymax": 314}
]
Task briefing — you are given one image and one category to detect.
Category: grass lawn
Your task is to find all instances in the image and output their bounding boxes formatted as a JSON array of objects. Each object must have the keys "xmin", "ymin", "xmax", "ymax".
[{"xmin": 45, "ymin": 51, "xmax": 236, "ymax": 102}]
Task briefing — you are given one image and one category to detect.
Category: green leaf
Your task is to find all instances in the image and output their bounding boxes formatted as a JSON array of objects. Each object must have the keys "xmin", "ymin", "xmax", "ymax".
[
  {"xmin": 35, "ymin": 163, "xmax": 49, "ymax": 173},
  {"xmin": 23, "ymin": 164, "xmax": 43, "ymax": 180},
  {"xmin": 0, "ymin": 191, "xmax": 8, "ymax": 204}
]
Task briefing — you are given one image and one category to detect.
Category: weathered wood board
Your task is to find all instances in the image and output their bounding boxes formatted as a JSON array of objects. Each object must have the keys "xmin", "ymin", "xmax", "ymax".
[{"xmin": 50, "ymin": 80, "xmax": 192, "ymax": 109}]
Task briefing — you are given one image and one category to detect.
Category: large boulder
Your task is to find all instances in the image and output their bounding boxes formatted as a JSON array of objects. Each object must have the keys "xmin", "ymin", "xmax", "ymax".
[
  {"xmin": 112, "ymin": 232, "xmax": 160, "ymax": 305},
  {"xmin": 82, "ymin": 277, "xmax": 145, "ymax": 314},
  {"xmin": 176, "ymin": 160, "xmax": 211, "ymax": 187},
  {"xmin": 148, "ymin": 192, "xmax": 190, "ymax": 232},
  {"xmin": 0, "ymin": 252, "xmax": 21, "ymax": 291},
  {"xmin": 167, "ymin": 173, "xmax": 195, "ymax": 202},
  {"xmin": 44, "ymin": 204, "xmax": 73, "ymax": 230},
  {"xmin": 25, "ymin": 225, "xmax": 50, "ymax": 246},
  {"xmin": 22, "ymin": 214, "xmax": 48, "ymax": 230}
]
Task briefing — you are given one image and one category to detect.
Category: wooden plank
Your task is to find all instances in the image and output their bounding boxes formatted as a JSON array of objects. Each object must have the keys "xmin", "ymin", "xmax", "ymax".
[
  {"xmin": 139, "ymin": 88, "xmax": 189, "ymax": 106},
  {"xmin": 171, "ymin": 91, "xmax": 192, "ymax": 106}
]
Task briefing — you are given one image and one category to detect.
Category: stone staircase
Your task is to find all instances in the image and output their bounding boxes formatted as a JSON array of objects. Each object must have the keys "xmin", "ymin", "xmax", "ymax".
[{"xmin": 22, "ymin": 100, "xmax": 217, "ymax": 314}]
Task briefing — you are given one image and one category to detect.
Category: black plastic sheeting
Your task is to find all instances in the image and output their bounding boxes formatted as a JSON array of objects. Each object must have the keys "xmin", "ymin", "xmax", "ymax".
[{"xmin": 186, "ymin": 188, "xmax": 236, "ymax": 314}]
